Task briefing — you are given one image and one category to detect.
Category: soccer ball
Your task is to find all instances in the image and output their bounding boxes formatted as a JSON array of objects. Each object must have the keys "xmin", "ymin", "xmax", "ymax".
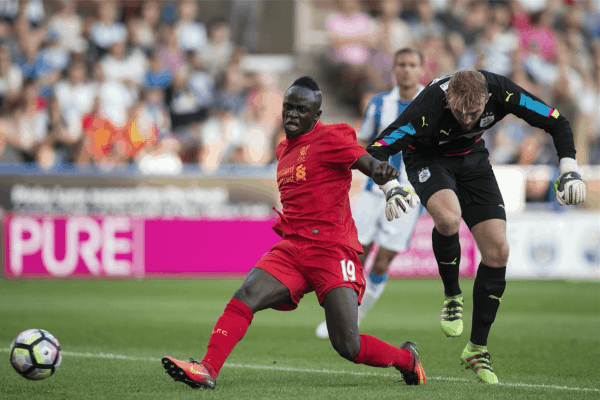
[{"xmin": 9, "ymin": 329, "xmax": 62, "ymax": 380}]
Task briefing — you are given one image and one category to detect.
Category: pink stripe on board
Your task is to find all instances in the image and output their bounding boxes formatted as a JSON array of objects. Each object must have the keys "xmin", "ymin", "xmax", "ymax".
[
  {"xmin": 143, "ymin": 218, "xmax": 281, "ymax": 276},
  {"xmin": 4, "ymin": 215, "xmax": 478, "ymax": 279}
]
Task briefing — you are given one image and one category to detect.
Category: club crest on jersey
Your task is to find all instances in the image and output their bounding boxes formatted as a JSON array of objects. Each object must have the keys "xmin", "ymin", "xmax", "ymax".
[
  {"xmin": 419, "ymin": 167, "xmax": 431, "ymax": 183},
  {"xmin": 297, "ymin": 145, "xmax": 310, "ymax": 162},
  {"xmin": 480, "ymin": 115, "xmax": 495, "ymax": 127},
  {"xmin": 296, "ymin": 164, "xmax": 306, "ymax": 180}
]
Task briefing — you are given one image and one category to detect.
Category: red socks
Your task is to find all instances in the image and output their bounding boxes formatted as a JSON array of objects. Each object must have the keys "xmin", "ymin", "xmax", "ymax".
[
  {"xmin": 201, "ymin": 299, "xmax": 253, "ymax": 378},
  {"xmin": 352, "ymin": 334, "xmax": 414, "ymax": 373},
  {"xmin": 200, "ymin": 302, "xmax": 412, "ymax": 378}
]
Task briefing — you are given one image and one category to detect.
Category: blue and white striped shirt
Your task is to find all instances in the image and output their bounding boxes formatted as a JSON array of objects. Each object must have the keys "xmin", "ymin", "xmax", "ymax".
[{"xmin": 357, "ymin": 85, "xmax": 423, "ymax": 192}]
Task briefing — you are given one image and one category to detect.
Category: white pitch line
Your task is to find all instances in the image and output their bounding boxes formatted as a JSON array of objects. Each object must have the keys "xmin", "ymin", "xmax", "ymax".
[{"xmin": 1, "ymin": 348, "xmax": 598, "ymax": 393}]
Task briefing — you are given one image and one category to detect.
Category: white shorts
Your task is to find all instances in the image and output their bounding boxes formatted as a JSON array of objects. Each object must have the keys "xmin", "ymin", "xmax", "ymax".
[{"xmin": 354, "ymin": 189, "xmax": 421, "ymax": 253}]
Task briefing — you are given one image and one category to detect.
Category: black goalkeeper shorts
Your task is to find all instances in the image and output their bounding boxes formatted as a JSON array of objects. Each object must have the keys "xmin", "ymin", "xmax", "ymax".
[{"xmin": 404, "ymin": 148, "xmax": 506, "ymax": 230}]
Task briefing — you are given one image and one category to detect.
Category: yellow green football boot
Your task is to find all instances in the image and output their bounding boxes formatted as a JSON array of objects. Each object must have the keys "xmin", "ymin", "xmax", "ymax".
[
  {"xmin": 460, "ymin": 342, "xmax": 499, "ymax": 384},
  {"xmin": 440, "ymin": 295, "xmax": 463, "ymax": 337}
]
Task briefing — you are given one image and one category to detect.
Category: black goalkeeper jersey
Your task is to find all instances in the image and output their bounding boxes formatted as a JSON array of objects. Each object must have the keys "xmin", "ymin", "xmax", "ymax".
[{"xmin": 367, "ymin": 70, "xmax": 576, "ymax": 162}]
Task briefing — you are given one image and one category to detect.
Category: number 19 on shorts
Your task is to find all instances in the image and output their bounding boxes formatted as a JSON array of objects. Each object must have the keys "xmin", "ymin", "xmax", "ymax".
[{"xmin": 340, "ymin": 259, "xmax": 356, "ymax": 282}]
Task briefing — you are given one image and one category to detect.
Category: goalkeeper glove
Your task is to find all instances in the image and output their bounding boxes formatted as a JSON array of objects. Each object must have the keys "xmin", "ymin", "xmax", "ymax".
[
  {"xmin": 380, "ymin": 181, "xmax": 420, "ymax": 222},
  {"xmin": 554, "ymin": 158, "xmax": 586, "ymax": 206}
]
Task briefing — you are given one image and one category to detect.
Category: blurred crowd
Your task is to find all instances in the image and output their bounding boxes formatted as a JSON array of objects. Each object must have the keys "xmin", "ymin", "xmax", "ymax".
[
  {"xmin": 319, "ymin": 0, "xmax": 600, "ymax": 173},
  {"xmin": 0, "ymin": 0, "xmax": 598, "ymax": 185},
  {"xmin": 0, "ymin": 0, "xmax": 283, "ymax": 173}
]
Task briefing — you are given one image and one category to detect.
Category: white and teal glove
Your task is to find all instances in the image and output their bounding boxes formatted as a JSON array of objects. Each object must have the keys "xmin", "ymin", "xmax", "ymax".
[
  {"xmin": 554, "ymin": 157, "xmax": 586, "ymax": 206},
  {"xmin": 380, "ymin": 181, "xmax": 420, "ymax": 221}
]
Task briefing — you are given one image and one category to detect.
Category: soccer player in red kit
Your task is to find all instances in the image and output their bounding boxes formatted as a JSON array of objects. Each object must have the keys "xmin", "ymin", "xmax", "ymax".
[{"xmin": 161, "ymin": 76, "xmax": 426, "ymax": 390}]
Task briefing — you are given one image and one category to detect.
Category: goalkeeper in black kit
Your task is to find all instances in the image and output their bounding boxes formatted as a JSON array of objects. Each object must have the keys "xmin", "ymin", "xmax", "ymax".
[{"xmin": 367, "ymin": 70, "xmax": 586, "ymax": 384}]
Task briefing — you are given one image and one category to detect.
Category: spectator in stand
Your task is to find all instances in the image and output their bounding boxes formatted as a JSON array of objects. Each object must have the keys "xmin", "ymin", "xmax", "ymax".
[
  {"xmin": 197, "ymin": 17, "xmax": 234, "ymax": 78},
  {"xmin": 585, "ymin": 45, "xmax": 600, "ymax": 164},
  {"xmin": 101, "ymin": 37, "xmax": 147, "ymax": 90},
  {"xmin": 324, "ymin": 0, "xmax": 376, "ymax": 109},
  {"xmin": 165, "ymin": 63, "xmax": 212, "ymax": 154},
  {"xmin": 54, "ymin": 60, "xmax": 97, "ymax": 144},
  {"xmin": 512, "ymin": 2, "xmax": 558, "ymax": 64},
  {"xmin": 143, "ymin": 50, "xmax": 173, "ymax": 90},
  {"xmin": 21, "ymin": 0, "xmax": 44, "ymax": 27},
  {"xmin": 135, "ymin": 0, "xmax": 162, "ymax": 53},
  {"xmin": 0, "ymin": 0, "xmax": 19, "ymax": 24},
  {"xmin": 89, "ymin": 1, "xmax": 127, "ymax": 61},
  {"xmin": 16, "ymin": 19, "xmax": 45, "ymax": 80},
  {"xmin": 156, "ymin": 25, "xmax": 186, "ymax": 74},
  {"xmin": 0, "ymin": 125, "xmax": 23, "ymax": 163},
  {"xmin": 561, "ymin": 3, "xmax": 594, "ymax": 74},
  {"xmin": 39, "ymin": 28, "xmax": 70, "ymax": 76},
  {"xmin": 174, "ymin": 0, "xmax": 207, "ymax": 52},
  {"xmin": 2, "ymin": 80, "xmax": 49, "ymax": 162},
  {"xmin": 121, "ymin": 87, "xmax": 182, "ymax": 175},
  {"xmin": 233, "ymin": 72, "xmax": 282, "ymax": 165},
  {"xmin": 447, "ymin": 31, "xmax": 467, "ymax": 67},
  {"xmin": 0, "ymin": 18, "xmax": 17, "ymax": 61},
  {"xmin": 179, "ymin": 51, "xmax": 215, "ymax": 161},
  {"xmin": 464, "ymin": 22, "xmax": 516, "ymax": 77},
  {"xmin": 228, "ymin": 0, "xmax": 264, "ymax": 53},
  {"xmin": 199, "ymin": 63, "xmax": 247, "ymax": 170},
  {"xmin": 407, "ymin": 0, "xmax": 445, "ymax": 40},
  {"xmin": 47, "ymin": 0, "xmax": 85, "ymax": 54},
  {"xmin": 76, "ymin": 96, "xmax": 125, "ymax": 167},
  {"xmin": 582, "ymin": 0, "xmax": 600, "ymax": 44},
  {"xmin": 465, "ymin": 3, "xmax": 518, "ymax": 76},
  {"xmin": 422, "ymin": 34, "xmax": 455, "ymax": 80},
  {"xmin": 371, "ymin": 0, "xmax": 414, "ymax": 92},
  {"xmin": 37, "ymin": 95, "xmax": 74, "ymax": 169},
  {"xmin": 0, "ymin": 45, "xmax": 23, "ymax": 112},
  {"xmin": 133, "ymin": 94, "xmax": 183, "ymax": 174},
  {"xmin": 93, "ymin": 60, "xmax": 135, "ymax": 131},
  {"xmin": 457, "ymin": 0, "xmax": 488, "ymax": 47},
  {"xmin": 436, "ymin": 0, "xmax": 469, "ymax": 34}
]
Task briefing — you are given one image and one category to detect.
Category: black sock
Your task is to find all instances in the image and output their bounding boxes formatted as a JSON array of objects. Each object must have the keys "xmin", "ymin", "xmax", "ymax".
[
  {"xmin": 470, "ymin": 263, "xmax": 506, "ymax": 346},
  {"xmin": 432, "ymin": 228, "xmax": 462, "ymax": 297}
]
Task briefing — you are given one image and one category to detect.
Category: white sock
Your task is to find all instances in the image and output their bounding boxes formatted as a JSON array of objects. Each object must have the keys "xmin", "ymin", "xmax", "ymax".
[{"xmin": 357, "ymin": 271, "xmax": 387, "ymax": 325}]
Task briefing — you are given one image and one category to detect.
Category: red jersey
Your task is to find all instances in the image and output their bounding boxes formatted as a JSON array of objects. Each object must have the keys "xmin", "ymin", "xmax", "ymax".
[{"xmin": 272, "ymin": 121, "xmax": 368, "ymax": 253}]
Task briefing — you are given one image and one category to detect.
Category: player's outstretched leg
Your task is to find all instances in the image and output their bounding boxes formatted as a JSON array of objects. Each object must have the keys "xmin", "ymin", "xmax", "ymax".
[
  {"xmin": 441, "ymin": 295, "xmax": 464, "ymax": 337},
  {"xmin": 399, "ymin": 341, "xmax": 426, "ymax": 385},
  {"xmin": 162, "ymin": 267, "xmax": 292, "ymax": 389},
  {"xmin": 460, "ymin": 342, "xmax": 498, "ymax": 384},
  {"xmin": 351, "ymin": 335, "xmax": 426, "ymax": 385},
  {"xmin": 432, "ymin": 228, "xmax": 463, "ymax": 337},
  {"xmin": 162, "ymin": 357, "xmax": 216, "ymax": 389},
  {"xmin": 161, "ymin": 298, "xmax": 253, "ymax": 390},
  {"xmin": 324, "ymin": 287, "xmax": 425, "ymax": 385}
]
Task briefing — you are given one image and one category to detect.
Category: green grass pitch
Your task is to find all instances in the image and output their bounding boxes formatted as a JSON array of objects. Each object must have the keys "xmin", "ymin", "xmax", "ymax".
[{"xmin": 0, "ymin": 278, "xmax": 598, "ymax": 399}]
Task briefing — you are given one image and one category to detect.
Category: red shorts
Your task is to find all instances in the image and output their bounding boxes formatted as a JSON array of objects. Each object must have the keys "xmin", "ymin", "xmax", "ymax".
[{"xmin": 254, "ymin": 236, "xmax": 365, "ymax": 311}]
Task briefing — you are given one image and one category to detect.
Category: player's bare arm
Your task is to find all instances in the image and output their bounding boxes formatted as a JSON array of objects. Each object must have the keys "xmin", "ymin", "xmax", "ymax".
[{"xmin": 350, "ymin": 154, "xmax": 399, "ymax": 185}]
